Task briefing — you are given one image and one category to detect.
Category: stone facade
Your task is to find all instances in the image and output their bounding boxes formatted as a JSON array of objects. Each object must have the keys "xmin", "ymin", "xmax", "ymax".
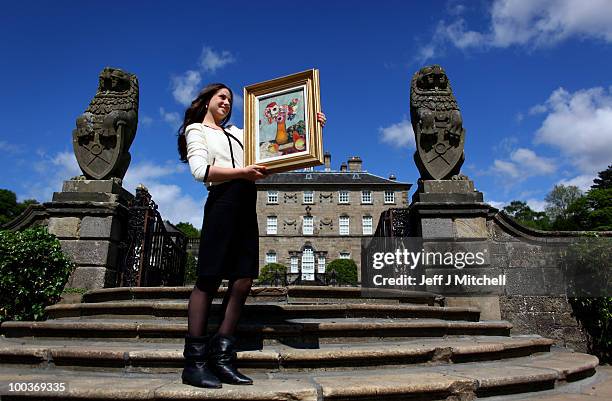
[{"xmin": 256, "ymin": 154, "xmax": 411, "ymax": 282}]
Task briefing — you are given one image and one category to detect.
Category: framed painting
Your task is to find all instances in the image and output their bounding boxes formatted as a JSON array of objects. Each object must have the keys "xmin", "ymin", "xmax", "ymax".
[{"xmin": 244, "ymin": 69, "xmax": 323, "ymax": 173}]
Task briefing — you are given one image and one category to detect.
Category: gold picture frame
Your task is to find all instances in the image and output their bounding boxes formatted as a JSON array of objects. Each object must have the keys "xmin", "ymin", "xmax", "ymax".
[{"xmin": 244, "ymin": 69, "xmax": 323, "ymax": 173}]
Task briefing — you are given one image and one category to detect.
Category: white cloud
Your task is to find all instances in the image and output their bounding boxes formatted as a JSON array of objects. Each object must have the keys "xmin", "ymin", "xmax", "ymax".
[
  {"xmin": 169, "ymin": 46, "xmax": 236, "ymax": 108},
  {"xmin": 492, "ymin": 147, "xmax": 556, "ymax": 179},
  {"xmin": 379, "ymin": 118, "xmax": 416, "ymax": 149},
  {"xmin": 171, "ymin": 70, "xmax": 201, "ymax": 106},
  {"xmin": 159, "ymin": 107, "xmax": 181, "ymax": 128},
  {"xmin": 526, "ymin": 198, "xmax": 546, "ymax": 212},
  {"xmin": 419, "ymin": 0, "xmax": 612, "ymax": 58},
  {"xmin": 528, "ymin": 104, "xmax": 547, "ymax": 115},
  {"xmin": 199, "ymin": 46, "xmax": 236, "ymax": 73},
  {"xmin": 488, "ymin": 199, "xmax": 507, "ymax": 210},
  {"xmin": 0, "ymin": 140, "xmax": 22, "ymax": 154},
  {"xmin": 557, "ymin": 174, "xmax": 595, "ymax": 191},
  {"xmin": 533, "ymin": 86, "xmax": 612, "ymax": 175},
  {"xmin": 141, "ymin": 116, "xmax": 153, "ymax": 126},
  {"xmin": 123, "ymin": 162, "xmax": 203, "ymax": 227},
  {"xmin": 22, "ymin": 151, "xmax": 81, "ymax": 202}
]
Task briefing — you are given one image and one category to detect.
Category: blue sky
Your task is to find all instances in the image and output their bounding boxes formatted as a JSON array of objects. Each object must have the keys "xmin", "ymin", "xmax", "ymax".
[{"xmin": 1, "ymin": 0, "xmax": 611, "ymax": 226}]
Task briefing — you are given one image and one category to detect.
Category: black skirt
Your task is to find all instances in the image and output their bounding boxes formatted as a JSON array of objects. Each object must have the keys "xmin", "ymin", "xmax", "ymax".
[{"xmin": 197, "ymin": 179, "xmax": 259, "ymax": 279}]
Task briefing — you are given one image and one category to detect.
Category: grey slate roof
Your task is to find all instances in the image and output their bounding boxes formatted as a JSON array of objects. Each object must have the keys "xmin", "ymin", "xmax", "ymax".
[{"xmin": 256, "ymin": 171, "xmax": 411, "ymax": 188}]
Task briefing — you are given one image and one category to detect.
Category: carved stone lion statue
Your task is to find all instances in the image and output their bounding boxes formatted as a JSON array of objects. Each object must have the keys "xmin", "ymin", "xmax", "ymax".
[
  {"xmin": 410, "ymin": 65, "xmax": 466, "ymax": 180},
  {"xmin": 72, "ymin": 67, "xmax": 138, "ymax": 181}
]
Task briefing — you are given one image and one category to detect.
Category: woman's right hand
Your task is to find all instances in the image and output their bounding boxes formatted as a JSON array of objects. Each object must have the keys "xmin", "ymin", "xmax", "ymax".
[{"xmin": 241, "ymin": 165, "xmax": 268, "ymax": 181}]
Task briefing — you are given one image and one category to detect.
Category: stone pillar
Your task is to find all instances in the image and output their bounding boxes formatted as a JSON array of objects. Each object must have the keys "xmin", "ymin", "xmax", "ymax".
[
  {"xmin": 46, "ymin": 179, "xmax": 133, "ymax": 290},
  {"xmin": 411, "ymin": 179, "xmax": 501, "ymax": 320}
]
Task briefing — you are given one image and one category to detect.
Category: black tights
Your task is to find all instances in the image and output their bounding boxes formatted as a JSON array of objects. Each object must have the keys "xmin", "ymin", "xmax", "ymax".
[{"xmin": 187, "ymin": 276, "xmax": 253, "ymax": 337}]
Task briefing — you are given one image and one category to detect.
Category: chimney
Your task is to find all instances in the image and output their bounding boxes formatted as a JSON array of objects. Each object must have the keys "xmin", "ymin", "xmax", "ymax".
[
  {"xmin": 388, "ymin": 174, "xmax": 396, "ymax": 181},
  {"xmin": 340, "ymin": 162, "xmax": 347, "ymax": 172},
  {"xmin": 347, "ymin": 156, "xmax": 362, "ymax": 172},
  {"xmin": 324, "ymin": 152, "xmax": 331, "ymax": 172}
]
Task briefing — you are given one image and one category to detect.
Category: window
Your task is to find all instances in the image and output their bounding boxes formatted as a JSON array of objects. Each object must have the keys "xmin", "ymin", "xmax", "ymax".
[
  {"xmin": 317, "ymin": 256, "xmax": 326, "ymax": 273},
  {"xmin": 266, "ymin": 216, "xmax": 277, "ymax": 234},
  {"xmin": 338, "ymin": 190, "xmax": 349, "ymax": 204},
  {"xmin": 362, "ymin": 216, "xmax": 373, "ymax": 235},
  {"xmin": 384, "ymin": 191, "xmax": 395, "ymax": 204},
  {"xmin": 290, "ymin": 256, "xmax": 299, "ymax": 273},
  {"xmin": 265, "ymin": 251, "xmax": 277, "ymax": 264},
  {"xmin": 340, "ymin": 252, "xmax": 351, "ymax": 259},
  {"xmin": 267, "ymin": 191, "xmax": 278, "ymax": 204},
  {"xmin": 303, "ymin": 216, "xmax": 314, "ymax": 235},
  {"xmin": 301, "ymin": 248, "xmax": 315, "ymax": 281},
  {"xmin": 361, "ymin": 190, "xmax": 372, "ymax": 204},
  {"xmin": 339, "ymin": 216, "xmax": 350, "ymax": 235},
  {"xmin": 303, "ymin": 190, "xmax": 314, "ymax": 204}
]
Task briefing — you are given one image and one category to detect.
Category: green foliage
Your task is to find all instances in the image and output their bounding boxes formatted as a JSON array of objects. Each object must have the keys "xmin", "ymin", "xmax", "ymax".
[
  {"xmin": 544, "ymin": 184, "xmax": 583, "ymax": 221},
  {"xmin": 0, "ymin": 226, "xmax": 74, "ymax": 323},
  {"xmin": 184, "ymin": 253, "xmax": 198, "ymax": 285},
  {"xmin": 258, "ymin": 263, "xmax": 287, "ymax": 284},
  {"xmin": 176, "ymin": 222, "xmax": 200, "ymax": 238},
  {"xmin": 327, "ymin": 259, "xmax": 358, "ymax": 286},
  {"xmin": 0, "ymin": 189, "xmax": 38, "ymax": 226},
  {"xmin": 592, "ymin": 164, "xmax": 612, "ymax": 190},
  {"xmin": 569, "ymin": 297, "xmax": 611, "ymax": 363},
  {"xmin": 503, "ymin": 200, "xmax": 550, "ymax": 230}
]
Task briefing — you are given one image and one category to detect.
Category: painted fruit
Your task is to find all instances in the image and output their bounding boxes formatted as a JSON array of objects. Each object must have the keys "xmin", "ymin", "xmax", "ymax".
[
  {"xmin": 294, "ymin": 138, "xmax": 305, "ymax": 150},
  {"xmin": 292, "ymin": 131, "xmax": 300, "ymax": 142}
]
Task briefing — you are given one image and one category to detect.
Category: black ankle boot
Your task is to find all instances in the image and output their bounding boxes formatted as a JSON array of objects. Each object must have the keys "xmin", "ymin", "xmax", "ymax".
[
  {"xmin": 208, "ymin": 334, "xmax": 253, "ymax": 385},
  {"xmin": 182, "ymin": 335, "xmax": 222, "ymax": 388}
]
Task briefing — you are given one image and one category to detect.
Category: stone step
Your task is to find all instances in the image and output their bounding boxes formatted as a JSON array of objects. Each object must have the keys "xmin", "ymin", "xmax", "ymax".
[
  {"xmin": 1, "ymin": 318, "xmax": 512, "ymax": 345},
  {"xmin": 0, "ymin": 352, "xmax": 598, "ymax": 400},
  {"xmin": 46, "ymin": 301, "xmax": 481, "ymax": 321},
  {"xmin": 0, "ymin": 335, "xmax": 552, "ymax": 372},
  {"xmin": 80, "ymin": 285, "xmax": 439, "ymax": 305}
]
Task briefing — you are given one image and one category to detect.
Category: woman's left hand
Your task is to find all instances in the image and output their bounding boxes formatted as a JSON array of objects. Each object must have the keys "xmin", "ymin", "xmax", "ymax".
[{"xmin": 317, "ymin": 112, "xmax": 327, "ymax": 127}]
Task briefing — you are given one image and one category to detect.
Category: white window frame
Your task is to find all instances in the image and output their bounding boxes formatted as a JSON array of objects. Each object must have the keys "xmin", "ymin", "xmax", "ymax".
[
  {"xmin": 362, "ymin": 216, "xmax": 373, "ymax": 235},
  {"xmin": 266, "ymin": 216, "xmax": 277, "ymax": 235},
  {"xmin": 339, "ymin": 216, "xmax": 350, "ymax": 235},
  {"xmin": 290, "ymin": 256, "xmax": 299, "ymax": 273},
  {"xmin": 361, "ymin": 190, "xmax": 372, "ymax": 204},
  {"xmin": 339, "ymin": 252, "xmax": 351, "ymax": 259},
  {"xmin": 265, "ymin": 251, "xmax": 277, "ymax": 264},
  {"xmin": 338, "ymin": 190, "xmax": 349, "ymax": 204},
  {"xmin": 302, "ymin": 216, "xmax": 314, "ymax": 235},
  {"xmin": 303, "ymin": 190, "xmax": 314, "ymax": 204},
  {"xmin": 301, "ymin": 248, "xmax": 315, "ymax": 280},
  {"xmin": 317, "ymin": 256, "xmax": 326, "ymax": 273},
  {"xmin": 267, "ymin": 190, "xmax": 278, "ymax": 204},
  {"xmin": 384, "ymin": 190, "xmax": 395, "ymax": 204}
]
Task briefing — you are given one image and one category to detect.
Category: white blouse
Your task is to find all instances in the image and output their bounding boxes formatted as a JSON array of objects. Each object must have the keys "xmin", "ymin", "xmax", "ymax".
[{"xmin": 185, "ymin": 123, "xmax": 245, "ymax": 187}]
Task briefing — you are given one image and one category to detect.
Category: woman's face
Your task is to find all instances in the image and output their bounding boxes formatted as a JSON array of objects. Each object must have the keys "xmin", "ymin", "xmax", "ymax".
[{"xmin": 207, "ymin": 88, "xmax": 232, "ymax": 123}]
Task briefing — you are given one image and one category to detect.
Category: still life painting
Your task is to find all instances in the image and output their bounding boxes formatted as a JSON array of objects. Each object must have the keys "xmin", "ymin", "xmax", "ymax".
[
  {"xmin": 257, "ymin": 87, "xmax": 308, "ymax": 162},
  {"xmin": 244, "ymin": 69, "xmax": 323, "ymax": 173}
]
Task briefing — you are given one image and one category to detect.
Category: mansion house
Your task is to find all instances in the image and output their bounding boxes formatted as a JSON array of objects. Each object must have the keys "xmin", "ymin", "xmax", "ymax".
[{"xmin": 256, "ymin": 153, "xmax": 412, "ymax": 282}]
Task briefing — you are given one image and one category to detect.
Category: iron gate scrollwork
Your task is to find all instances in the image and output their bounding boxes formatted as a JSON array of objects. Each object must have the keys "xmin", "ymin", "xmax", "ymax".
[{"xmin": 118, "ymin": 185, "xmax": 187, "ymax": 287}]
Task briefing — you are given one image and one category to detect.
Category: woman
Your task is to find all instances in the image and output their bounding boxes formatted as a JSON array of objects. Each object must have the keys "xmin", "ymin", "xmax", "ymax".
[{"xmin": 177, "ymin": 83, "xmax": 325, "ymax": 388}]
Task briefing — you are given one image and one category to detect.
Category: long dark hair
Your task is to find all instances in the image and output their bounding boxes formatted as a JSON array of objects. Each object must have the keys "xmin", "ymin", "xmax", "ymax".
[{"xmin": 177, "ymin": 83, "xmax": 233, "ymax": 163}]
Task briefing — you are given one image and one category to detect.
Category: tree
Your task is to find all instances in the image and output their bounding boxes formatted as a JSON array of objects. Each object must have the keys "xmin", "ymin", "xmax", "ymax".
[
  {"xmin": 0, "ymin": 189, "xmax": 38, "ymax": 226},
  {"xmin": 175, "ymin": 222, "xmax": 200, "ymax": 238},
  {"xmin": 544, "ymin": 185, "xmax": 583, "ymax": 221},
  {"xmin": 592, "ymin": 164, "xmax": 612, "ymax": 190},
  {"xmin": 502, "ymin": 200, "xmax": 550, "ymax": 230}
]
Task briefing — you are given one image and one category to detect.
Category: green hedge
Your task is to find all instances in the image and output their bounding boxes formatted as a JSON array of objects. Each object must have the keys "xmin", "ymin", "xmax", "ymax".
[
  {"xmin": 184, "ymin": 253, "xmax": 198, "ymax": 285},
  {"xmin": 0, "ymin": 226, "xmax": 74, "ymax": 323},
  {"xmin": 327, "ymin": 259, "xmax": 358, "ymax": 286},
  {"xmin": 258, "ymin": 263, "xmax": 287, "ymax": 284}
]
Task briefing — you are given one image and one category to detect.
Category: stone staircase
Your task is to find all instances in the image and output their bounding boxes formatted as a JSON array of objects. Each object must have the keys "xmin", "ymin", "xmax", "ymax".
[{"xmin": 0, "ymin": 286, "xmax": 600, "ymax": 400}]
